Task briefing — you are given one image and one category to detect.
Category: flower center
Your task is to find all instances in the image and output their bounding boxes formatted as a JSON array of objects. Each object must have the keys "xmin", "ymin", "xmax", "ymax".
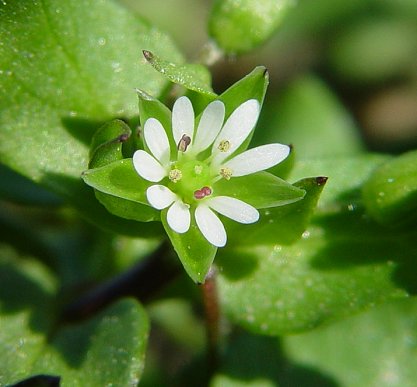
[{"xmin": 168, "ymin": 159, "xmax": 213, "ymax": 203}]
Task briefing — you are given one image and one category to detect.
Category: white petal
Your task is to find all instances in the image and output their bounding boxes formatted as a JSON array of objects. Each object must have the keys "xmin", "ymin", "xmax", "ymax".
[
  {"xmin": 133, "ymin": 150, "xmax": 167, "ymax": 182},
  {"xmin": 144, "ymin": 118, "xmax": 170, "ymax": 165},
  {"xmin": 223, "ymin": 143, "xmax": 290, "ymax": 176},
  {"xmin": 146, "ymin": 185, "xmax": 176, "ymax": 209},
  {"xmin": 192, "ymin": 100, "xmax": 225, "ymax": 154},
  {"xmin": 212, "ymin": 99, "xmax": 260, "ymax": 164},
  {"xmin": 195, "ymin": 205, "xmax": 227, "ymax": 247},
  {"xmin": 206, "ymin": 196, "xmax": 259, "ymax": 224},
  {"xmin": 167, "ymin": 200, "xmax": 191, "ymax": 233},
  {"xmin": 172, "ymin": 96, "xmax": 195, "ymax": 145}
]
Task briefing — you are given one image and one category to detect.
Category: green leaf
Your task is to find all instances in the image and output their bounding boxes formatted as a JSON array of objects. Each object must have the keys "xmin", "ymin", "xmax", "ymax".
[
  {"xmin": 162, "ymin": 212, "xmax": 217, "ymax": 283},
  {"xmin": 0, "ymin": 248, "xmax": 57, "ymax": 383},
  {"xmin": 214, "ymin": 172, "xmax": 306, "ymax": 209},
  {"xmin": 224, "ymin": 176, "xmax": 327, "ymax": 247},
  {"xmin": 0, "ymin": 248, "xmax": 149, "ymax": 386},
  {"xmin": 142, "ymin": 50, "xmax": 216, "ymax": 97},
  {"xmin": 82, "ymin": 159, "xmax": 161, "ymax": 224},
  {"xmin": 218, "ymin": 155, "xmax": 414, "ymax": 335},
  {"xmin": 209, "ymin": 0, "xmax": 294, "ymax": 54},
  {"xmin": 362, "ymin": 150, "xmax": 417, "ymax": 226},
  {"xmin": 253, "ymin": 75, "xmax": 363, "ymax": 158},
  {"xmin": 284, "ymin": 298, "xmax": 417, "ymax": 387},
  {"xmin": 0, "ymin": 0, "xmax": 183, "ymax": 233}
]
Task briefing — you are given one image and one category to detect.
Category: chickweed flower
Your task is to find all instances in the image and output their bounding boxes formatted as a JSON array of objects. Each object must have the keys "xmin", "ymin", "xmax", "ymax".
[{"xmin": 133, "ymin": 96, "xmax": 289, "ymax": 247}]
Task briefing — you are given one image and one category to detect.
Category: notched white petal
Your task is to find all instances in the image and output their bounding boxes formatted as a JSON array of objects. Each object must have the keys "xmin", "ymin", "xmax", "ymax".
[
  {"xmin": 192, "ymin": 100, "xmax": 225, "ymax": 154},
  {"xmin": 146, "ymin": 185, "xmax": 176, "ymax": 209},
  {"xmin": 133, "ymin": 150, "xmax": 167, "ymax": 182},
  {"xmin": 172, "ymin": 96, "xmax": 195, "ymax": 145},
  {"xmin": 224, "ymin": 143, "xmax": 290, "ymax": 176},
  {"xmin": 212, "ymin": 99, "xmax": 260, "ymax": 163},
  {"xmin": 207, "ymin": 196, "xmax": 259, "ymax": 224},
  {"xmin": 167, "ymin": 200, "xmax": 191, "ymax": 233},
  {"xmin": 144, "ymin": 118, "xmax": 170, "ymax": 165},
  {"xmin": 195, "ymin": 205, "xmax": 227, "ymax": 247}
]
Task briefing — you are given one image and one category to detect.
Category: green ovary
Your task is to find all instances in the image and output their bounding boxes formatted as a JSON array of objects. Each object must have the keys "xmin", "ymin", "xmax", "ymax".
[{"xmin": 168, "ymin": 159, "xmax": 213, "ymax": 203}]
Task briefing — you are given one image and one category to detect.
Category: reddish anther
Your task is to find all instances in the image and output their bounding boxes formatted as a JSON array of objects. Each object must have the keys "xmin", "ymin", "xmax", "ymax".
[
  {"xmin": 202, "ymin": 186, "xmax": 212, "ymax": 196},
  {"xmin": 194, "ymin": 186, "xmax": 212, "ymax": 200}
]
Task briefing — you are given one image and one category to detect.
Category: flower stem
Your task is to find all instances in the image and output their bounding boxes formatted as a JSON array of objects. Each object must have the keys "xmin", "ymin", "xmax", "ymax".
[
  {"xmin": 200, "ymin": 266, "xmax": 220, "ymax": 379},
  {"xmin": 60, "ymin": 241, "xmax": 180, "ymax": 324}
]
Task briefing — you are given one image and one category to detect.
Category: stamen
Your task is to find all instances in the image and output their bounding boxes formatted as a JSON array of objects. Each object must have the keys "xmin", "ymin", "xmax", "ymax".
[
  {"xmin": 169, "ymin": 168, "xmax": 182, "ymax": 183},
  {"xmin": 218, "ymin": 140, "xmax": 231, "ymax": 152},
  {"xmin": 194, "ymin": 186, "xmax": 212, "ymax": 200},
  {"xmin": 178, "ymin": 134, "xmax": 191, "ymax": 152},
  {"xmin": 194, "ymin": 165, "xmax": 203, "ymax": 175},
  {"xmin": 220, "ymin": 167, "xmax": 233, "ymax": 180}
]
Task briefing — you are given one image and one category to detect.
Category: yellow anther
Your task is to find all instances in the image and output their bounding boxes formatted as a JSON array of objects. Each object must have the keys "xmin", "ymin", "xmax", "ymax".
[
  {"xmin": 169, "ymin": 168, "xmax": 182, "ymax": 183},
  {"xmin": 218, "ymin": 140, "xmax": 231, "ymax": 152},
  {"xmin": 220, "ymin": 167, "xmax": 233, "ymax": 180}
]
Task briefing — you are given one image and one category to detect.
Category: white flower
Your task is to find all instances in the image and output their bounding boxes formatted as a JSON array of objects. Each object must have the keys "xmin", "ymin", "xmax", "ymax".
[{"xmin": 133, "ymin": 96, "xmax": 290, "ymax": 247}]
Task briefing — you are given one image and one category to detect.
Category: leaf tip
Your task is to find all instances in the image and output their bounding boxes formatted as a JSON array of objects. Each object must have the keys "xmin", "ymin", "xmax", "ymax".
[
  {"xmin": 135, "ymin": 88, "xmax": 154, "ymax": 101},
  {"xmin": 316, "ymin": 176, "xmax": 328, "ymax": 186},
  {"xmin": 142, "ymin": 50, "xmax": 154, "ymax": 62}
]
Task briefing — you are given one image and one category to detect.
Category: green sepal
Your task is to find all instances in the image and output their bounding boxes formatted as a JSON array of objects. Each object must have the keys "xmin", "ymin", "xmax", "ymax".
[
  {"xmin": 137, "ymin": 88, "xmax": 175, "ymax": 153},
  {"xmin": 162, "ymin": 211, "xmax": 217, "ymax": 283},
  {"xmin": 142, "ymin": 50, "xmax": 216, "ymax": 97},
  {"xmin": 214, "ymin": 171, "xmax": 305, "ymax": 209},
  {"xmin": 89, "ymin": 119, "xmax": 131, "ymax": 168},
  {"xmin": 94, "ymin": 191, "xmax": 160, "ymax": 224},
  {"xmin": 362, "ymin": 150, "xmax": 417, "ymax": 226},
  {"xmin": 217, "ymin": 66, "xmax": 269, "ymax": 153},
  {"xmin": 83, "ymin": 159, "xmax": 148, "ymax": 204},
  {"xmin": 224, "ymin": 176, "xmax": 327, "ymax": 246},
  {"xmin": 218, "ymin": 66, "xmax": 269, "ymax": 118},
  {"xmin": 82, "ymin": 159, "xmax": 160, "ymax": 224}
]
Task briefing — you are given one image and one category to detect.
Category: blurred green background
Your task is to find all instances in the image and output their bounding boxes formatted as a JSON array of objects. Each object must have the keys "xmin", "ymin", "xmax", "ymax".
[{"xmin": 121, "ymin": 0, "xmax": 417, "ymax": 152}]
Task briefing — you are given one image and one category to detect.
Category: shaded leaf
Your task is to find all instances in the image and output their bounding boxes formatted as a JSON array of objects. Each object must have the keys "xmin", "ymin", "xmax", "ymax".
[
  {"xmin": 0, "ymin": 247, "xmax": 149, "ymax": 386},
  {"xmin": 362, "ymin": 150, "xmax": 417, "ymax": 226},
  {"xmin": 285, "ymin": 298, "xmax": 417, "ymax": 387},
  {"xmin": 218, "ymin": 155, "xmax": 414, "ymax": 335}
]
